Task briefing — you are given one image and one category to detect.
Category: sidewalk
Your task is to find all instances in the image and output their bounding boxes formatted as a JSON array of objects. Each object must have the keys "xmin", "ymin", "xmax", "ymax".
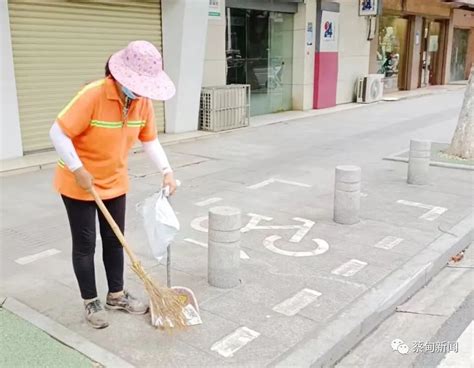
[
  {"xmin": 0, "ymin": 303, "xmax": 95, "ymax": 368},
  {"xmin": 0, "ymin": 84, "xmax": 464, "ymax": 176},
  {"xmin": 0, "ymin": 89, "xmax": 472, "ymax": 367}
]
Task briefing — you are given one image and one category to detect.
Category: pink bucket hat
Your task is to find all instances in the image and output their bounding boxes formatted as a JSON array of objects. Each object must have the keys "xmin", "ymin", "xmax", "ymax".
[{"xmin": 108, "ymin": 40, "xmax": 175, "ymax": 101}]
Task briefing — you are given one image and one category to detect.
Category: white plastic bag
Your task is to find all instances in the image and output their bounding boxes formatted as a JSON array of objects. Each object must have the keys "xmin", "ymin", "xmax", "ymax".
[{"xmin": 138, "ymin": 189, "xmax": 180, "ymax": 261}]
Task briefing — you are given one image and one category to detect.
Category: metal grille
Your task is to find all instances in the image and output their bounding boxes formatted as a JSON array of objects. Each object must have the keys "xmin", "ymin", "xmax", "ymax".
[{"xmin": 199, "ymin": 85, "xmax": 250, "ymax": 132}]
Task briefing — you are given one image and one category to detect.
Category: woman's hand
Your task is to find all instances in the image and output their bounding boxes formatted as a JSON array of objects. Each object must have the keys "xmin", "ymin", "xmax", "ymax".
[
  {"xmin": 73, "ymin": 167, "xmax": 94, "ymax": 192},
  {"xmin": 162, "ymin": 171, "xmax": 177, "ymax": 196}
]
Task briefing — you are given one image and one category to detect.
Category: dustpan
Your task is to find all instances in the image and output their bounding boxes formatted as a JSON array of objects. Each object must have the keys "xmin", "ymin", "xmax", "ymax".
[
  {"xmin": 150, "ymin": 183, "xmax": 202, "ymax": 328},
  {"xmin": 151, "ymin": 246, "xmax": 202, "ymax": 327}
]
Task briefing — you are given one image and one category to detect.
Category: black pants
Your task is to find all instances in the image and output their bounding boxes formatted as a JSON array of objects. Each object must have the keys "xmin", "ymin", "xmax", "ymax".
[{"xmin": 62, "ymin": 195, "xmax": 126, "ymax": 300}]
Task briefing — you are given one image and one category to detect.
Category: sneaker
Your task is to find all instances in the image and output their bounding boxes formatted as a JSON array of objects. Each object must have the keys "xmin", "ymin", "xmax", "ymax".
[
  {"xmin": 105, "ymin": 291, "xmax": 148, "ymax": 315},
  {"xmin": 84, "ymin": 299, "xmax": 109, "ymax": 329}
]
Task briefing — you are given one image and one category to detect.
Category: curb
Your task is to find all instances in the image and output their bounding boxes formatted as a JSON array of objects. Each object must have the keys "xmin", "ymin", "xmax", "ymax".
[
  {"xmin": 2, "ymin": 297, "xmax": 135, "ymax": 368},
  {"xmin": 272, "ymin": 213, "xmax": 473, "ymax": 368},
  {"xmin": 383, "ymin": 156, "xmax": 474, "ymax": 171},
  {"xmin": 382, "ymin": 86, "xmax": 464, "ymax": 102}
]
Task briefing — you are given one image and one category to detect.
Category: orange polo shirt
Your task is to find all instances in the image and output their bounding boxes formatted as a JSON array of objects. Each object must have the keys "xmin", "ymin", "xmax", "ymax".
[{"xmin": 54, "ymin": 76, "xmax": 157, "ymax": 201}]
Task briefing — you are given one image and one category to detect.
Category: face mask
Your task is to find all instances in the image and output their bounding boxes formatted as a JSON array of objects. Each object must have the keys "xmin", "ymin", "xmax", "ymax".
[{"xmin": 121, "ymin": 86, "xmax": 137, "ymax": 100}]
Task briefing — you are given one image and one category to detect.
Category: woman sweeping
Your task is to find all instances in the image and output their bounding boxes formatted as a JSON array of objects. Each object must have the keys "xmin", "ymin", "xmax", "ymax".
[{"xmin": 49, "ymin": 41, "xmax": 177, "ymax": 329}]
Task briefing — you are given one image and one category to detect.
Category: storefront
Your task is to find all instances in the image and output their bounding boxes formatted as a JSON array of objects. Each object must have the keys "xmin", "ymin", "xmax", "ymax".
[
  {"xmin": 225, "ymin": 1, "xmax": 296, "ymax": 116},
  {"xmin": 372, "ymin": 0, "xmax": 452, "ymax": 91},
  {"xmin": 7, "ymin": 0, "xmax": 165, "ymax": 153}
]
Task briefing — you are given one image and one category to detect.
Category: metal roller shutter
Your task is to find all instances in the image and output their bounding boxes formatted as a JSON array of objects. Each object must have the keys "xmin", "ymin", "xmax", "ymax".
[{"xmin": 8, "ymin": 0, "xmax": 165, "ymax": 153}]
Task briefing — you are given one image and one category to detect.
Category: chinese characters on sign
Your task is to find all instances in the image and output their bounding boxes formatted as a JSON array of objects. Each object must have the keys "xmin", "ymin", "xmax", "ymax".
[
  {"xmin": 359, "ymin": 0, "xmax": 378, "ymax": 16},
  {"xmin": 209, "ymin": 0, "xmax": 221, "ymax": 19},
  {"xmin": 306, "ymin": 22, "xmax": 313, "ymax": 46}
]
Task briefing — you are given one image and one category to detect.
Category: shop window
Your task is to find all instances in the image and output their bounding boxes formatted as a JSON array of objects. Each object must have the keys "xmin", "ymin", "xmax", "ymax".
[
  {"xmin": 226, "ymin": 8, "xmax": 293, "ymax": 116},
  {"xmin": 377, "ymin": 16, "xmax": 408, "ymax": 91}
]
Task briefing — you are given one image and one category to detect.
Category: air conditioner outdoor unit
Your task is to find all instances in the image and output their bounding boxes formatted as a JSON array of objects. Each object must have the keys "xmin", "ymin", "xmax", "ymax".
[{"xmin": 356, "ymin": 74, "xmax": 384, "ymax": 103}]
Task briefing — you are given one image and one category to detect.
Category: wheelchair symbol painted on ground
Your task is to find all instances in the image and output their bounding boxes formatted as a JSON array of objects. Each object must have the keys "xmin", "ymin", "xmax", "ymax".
[{"xmin": 189, "ymin": 212, "xmax": 329, "ymax": 257}]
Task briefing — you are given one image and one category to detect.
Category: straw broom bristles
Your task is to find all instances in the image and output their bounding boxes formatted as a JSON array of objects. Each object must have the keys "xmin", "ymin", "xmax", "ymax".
[{"xmin": 131, "ymin": 260, "xmax": 188, "ymax": 330}]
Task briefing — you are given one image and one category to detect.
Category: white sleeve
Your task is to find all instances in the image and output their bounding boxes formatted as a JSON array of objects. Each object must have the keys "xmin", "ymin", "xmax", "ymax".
[
  {"xmin": 142, "ymin": 138, "xmax": 172, "ymax": 175},
  {"xmin": 49, "ymin": 121, "xmax": 83, "ymax": 171}
]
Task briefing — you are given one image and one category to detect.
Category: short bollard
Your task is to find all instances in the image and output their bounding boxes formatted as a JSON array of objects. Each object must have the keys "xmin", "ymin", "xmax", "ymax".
[
  {"xmin": 334, "ymin": 165, "xmax": 361, "ymax": 225},
  {"xmin": 208, "ymin": 206, "xmax": 241, "ymax": 288},
  {"xmin": 407, "ymin": 139, "xmax": 431, "ymax": 185}
]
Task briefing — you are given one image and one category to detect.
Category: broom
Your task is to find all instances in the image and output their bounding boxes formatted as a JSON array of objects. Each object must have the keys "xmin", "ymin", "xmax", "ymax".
[{"xmin": 90, "ymin": 186, "xmax": 187, "ymax": 330}]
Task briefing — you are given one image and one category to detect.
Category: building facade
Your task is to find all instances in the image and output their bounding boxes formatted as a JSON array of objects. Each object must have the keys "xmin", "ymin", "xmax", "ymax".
[
  {"xmin": 1, "ymin": 0, "xmax": 209, "ymax": 160},
  {"xmin": 1, "ymin": 0, "xmax": 473, "ymax": 161},
  {"xmin": 202, "ymin": 0, "xmax": 374, "ymax": 111},
  {"xmin": 370, "ymin": 0, "xmax": 474, "ymax": 91}
]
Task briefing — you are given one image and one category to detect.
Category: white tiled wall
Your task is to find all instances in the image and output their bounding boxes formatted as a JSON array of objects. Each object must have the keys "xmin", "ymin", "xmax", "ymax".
[
  {"xmin": 336, "ymin": 0, "xmax": 371, "ymax": 104},
  {"xmin": 203, "ymin": 0, "xmax": 227, "ymax": 87}
]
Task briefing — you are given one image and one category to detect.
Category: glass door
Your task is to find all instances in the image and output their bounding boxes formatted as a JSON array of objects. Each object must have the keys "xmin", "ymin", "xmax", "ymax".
[
  {"xmin": 226, "ymin": 8, "xmax": 293, "ymax": 116},
  {"xmin": 450, "ymin": 28, "xmax": 469, "ymax": 82},
  {"xmin": 246, "ymin": 10, "xmax": 271, "ymax": 115},
  {"xmin": 267, "ymin": 11, "xmax": 293, "ymax": 114}
]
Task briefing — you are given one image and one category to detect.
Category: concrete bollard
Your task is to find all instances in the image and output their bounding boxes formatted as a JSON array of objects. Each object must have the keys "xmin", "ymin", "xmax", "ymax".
[
  {"xmin": 407, "ymin": 139, "xmax": 431, "ymax": 185},
  {"xmin": 334, "ymin": 165, "xmax": 361, "ymax": 225},
  {"xmin": 208, "ymin": 206, "xmax": 241, "ymax": 288}
]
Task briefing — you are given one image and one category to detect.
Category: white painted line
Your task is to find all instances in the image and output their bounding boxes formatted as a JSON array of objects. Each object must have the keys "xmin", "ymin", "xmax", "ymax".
[
  {"xmin": 184, "ymin": 238, "xmax": 207, "ymax": 248},
  {"xmin": 247, "ymin": 178, "xmax": 311, "ymax": 190},
  {"xmin": 240, "ymin": 250, "xmax": 250, "ymax": 260},
  {"xmin": 247, "ymin": 178, "xmax": 274, "ymax": 190},
  {"xmin": 242, "ymin": 214, "xmax": 314, "ymax": 243},
  {"xmin": 290, "ymin": 217, "xmax": 315, "ymax": 243},
  {"xmin": 241, "ymin": 213, "xmax": 273, "ymax": 233},
  {"xmin": 184, "ymin": 238, "xmax": 250, "ymax": 260},
  {"xmin": 397, "ymin": 200, "xmax": 447, "ymax": 221},
  {"xmin": 211, "ymin": 327, "xmax": 260, "ymax": 358},
  {"xmin": 191, "ymin": 216, "xmax": 208, "ymax": 233},
  {"xmin": 194, "ymin": 197, "xmax": 223, "ymax": 207},
  {"xmin": 272, "ymin": 288, "xmax": 322, "ymax": 316},
  {"xmin": 421, "ymin": 206, "xmax": 448, "ymax": 221},
  {"xmin": 374, "ymin": 236, "xmax": 404, "ymax": 250},
  {"xmin": 15, "ymin": 249, "xmax": 61, "ymax": 265},
  {"xmin": 276, "ymin": 179, "xmax": 312, "ymax": 188},
  {"xmin": 438, "ymin": 321, "xmax": 473, "ymax": 368},
  {"xmin": 264, "ymin": 236, "xmax": 329, "ymax": 257},
  {"xmin": 397, "ymin": 200, "xmax": 433, "ymax": 209},
  {"xmin": 331, "ymin": 259, "xmax": 368, "ymax": 277}
]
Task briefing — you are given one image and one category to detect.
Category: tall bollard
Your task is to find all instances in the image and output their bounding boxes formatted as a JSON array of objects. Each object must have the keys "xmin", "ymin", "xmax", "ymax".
[
  {"xmin": 334, "ymin": 165, "xmax": 361, "ymax": 225},
  {"xmin": 407, "ymin": 139, "xmax": 431, "ymax": 185},
  {"xmin": 208, "ymin": 206, "xmax": 241, "ymax": 288}
]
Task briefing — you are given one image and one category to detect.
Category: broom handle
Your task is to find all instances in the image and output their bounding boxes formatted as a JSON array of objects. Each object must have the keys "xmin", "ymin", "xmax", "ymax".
[{"xmin": 89, "ymin": 187, "xmax": 139, "ymax": 265}]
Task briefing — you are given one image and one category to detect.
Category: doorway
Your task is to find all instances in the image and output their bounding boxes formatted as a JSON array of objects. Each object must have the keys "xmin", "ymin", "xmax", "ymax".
[
  {"xmin": 419, "ymin": 19, "xmax": 445, "ymax": 87},
  {"xmin": 450, "ymin": 28, "xmax": 470, "ymax": 82},
  {"xmin": 226, "ymin": 8, "xmax": 294, "ymax": 116}
]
